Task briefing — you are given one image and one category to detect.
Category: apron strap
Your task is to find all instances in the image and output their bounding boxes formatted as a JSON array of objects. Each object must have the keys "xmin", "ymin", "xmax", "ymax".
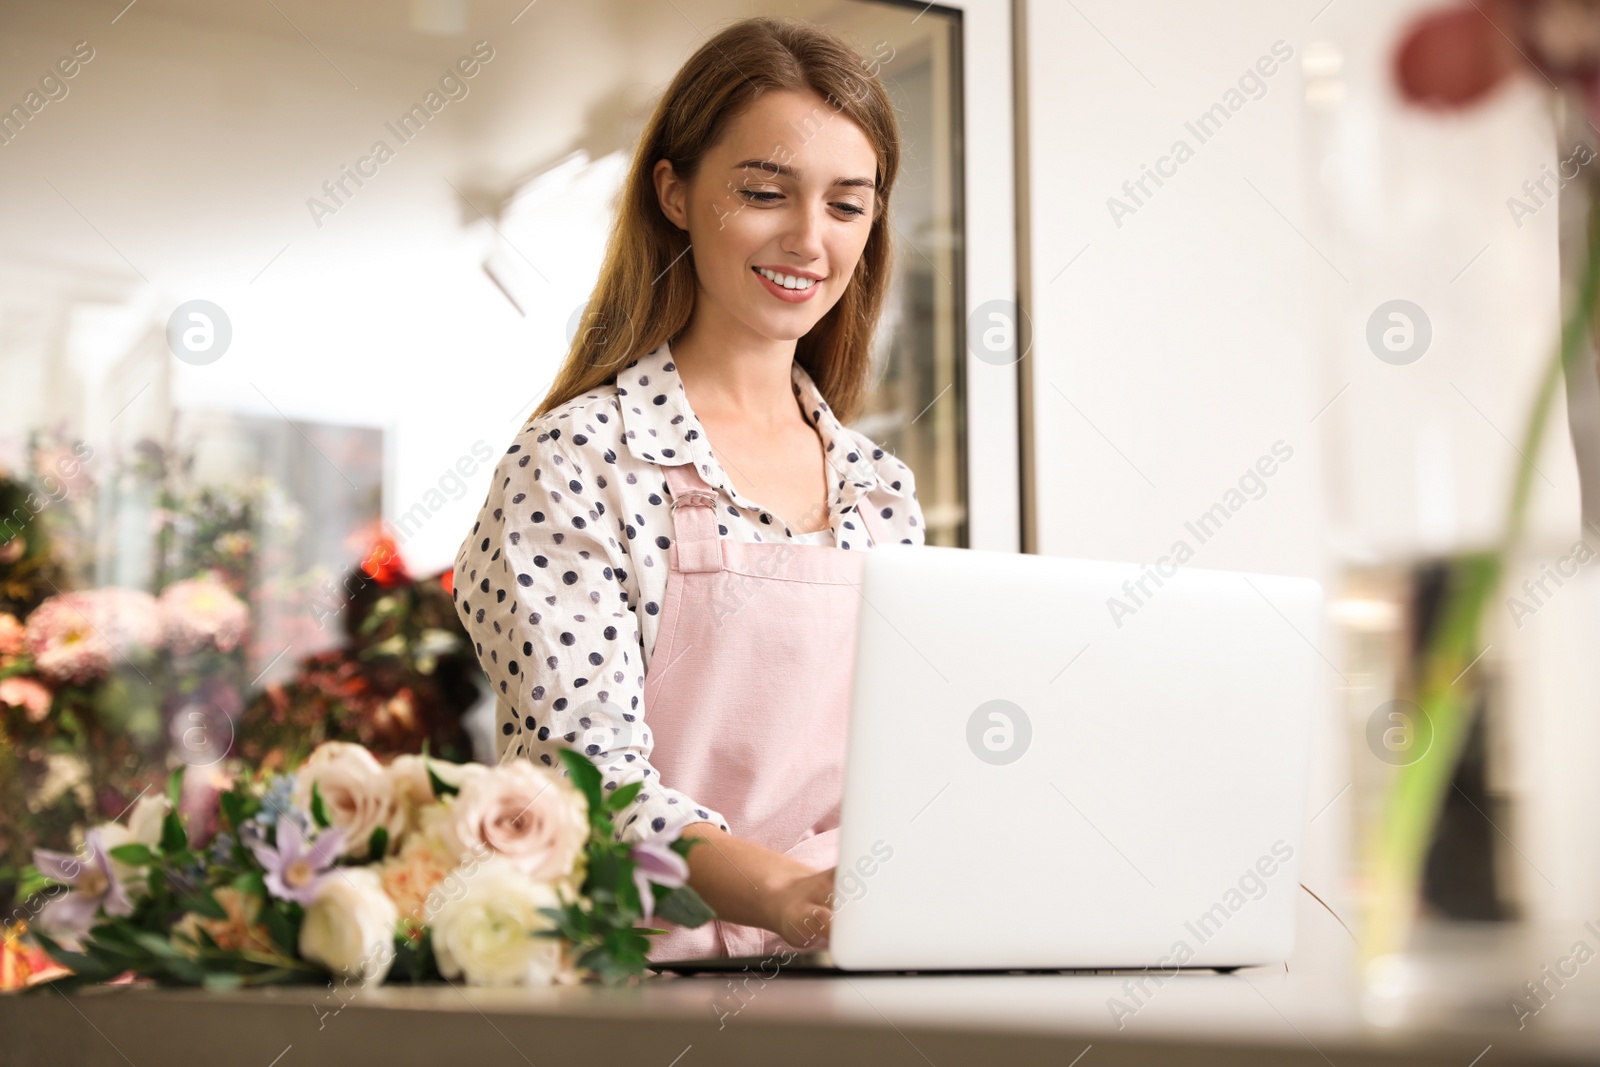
[
  {"xmin": 665, "ymin": 459, "xmax": 894, "ymax": 556},
  {"xmin": 662, "ymin": 463, "xmax": 724, "ymax": 573}
]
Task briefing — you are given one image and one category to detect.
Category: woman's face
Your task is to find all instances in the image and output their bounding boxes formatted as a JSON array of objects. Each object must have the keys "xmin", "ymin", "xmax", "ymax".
[{"xmin": 655, "ymin": 89, "xmax": 879, "ymax": 344}]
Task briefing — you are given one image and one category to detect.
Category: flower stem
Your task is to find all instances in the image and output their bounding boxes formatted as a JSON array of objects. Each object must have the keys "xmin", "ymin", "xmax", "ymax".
[{"xmin": 1362, "ymin": 173, "xmax": 1600, "ymax": 964}]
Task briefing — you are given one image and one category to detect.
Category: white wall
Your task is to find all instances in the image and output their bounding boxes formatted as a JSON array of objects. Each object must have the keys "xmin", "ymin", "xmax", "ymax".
[
  {"xmin": 1022, "ymin": 0, "xmax": 1347, "ymax": 971},
  {"xmin": 1021, "ymin": 0, "xmax": 1587, "ymax": 959}
]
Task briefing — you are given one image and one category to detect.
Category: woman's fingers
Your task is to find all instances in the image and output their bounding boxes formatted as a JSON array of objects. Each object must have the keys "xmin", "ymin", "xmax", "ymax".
[{"xmin": 781, "ymin": 867, "xmax": 835, "ymax": 947}]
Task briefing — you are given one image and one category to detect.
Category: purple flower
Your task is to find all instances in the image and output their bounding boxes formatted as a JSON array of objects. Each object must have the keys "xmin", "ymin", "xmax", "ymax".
[
  {"xmin": 630, "ymin": 836, "xmax": 690, "ymax": 921},
  {"xmin": 246, "ymin": 816, "xmax": 347, "ymax": 906},
  {"xmin": 32, "ymin": 826, "xmax": 135, "ymax": 948}
]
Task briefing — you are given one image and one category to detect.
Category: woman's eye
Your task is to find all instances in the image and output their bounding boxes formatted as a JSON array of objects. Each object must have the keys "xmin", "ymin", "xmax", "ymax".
[{"xmin": 738, "ymin": 190, "xmax": 867, "ymax": 218}]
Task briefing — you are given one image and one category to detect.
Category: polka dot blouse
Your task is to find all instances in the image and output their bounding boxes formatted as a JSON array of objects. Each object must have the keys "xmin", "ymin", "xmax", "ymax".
[{"xmin": 452, "ymin": 340, "xmax": 927, "ymax": 847}]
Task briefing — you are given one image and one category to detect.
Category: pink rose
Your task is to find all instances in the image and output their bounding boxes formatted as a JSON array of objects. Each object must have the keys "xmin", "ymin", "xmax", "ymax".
[
  {"xmin": 0, "ymin": 676, "xmax": 52, "ymax": 722},
  {"xmin": 291, "ymin": 741, "xmax": 408, "ymax": 860},
  {"xmin": 24, "ymin": 588, "xmax": 162, "ymax": 684},
  {"xmin": 0, "ymin": 613, "xmax": 25, "ymax": 657},
  {"xmin": 441, "ymin": 761, "xmax": 589, "ymax": 888},
  {"xmin": 159, "ymin": 572, "xmax": 249, "ymax": 655}
]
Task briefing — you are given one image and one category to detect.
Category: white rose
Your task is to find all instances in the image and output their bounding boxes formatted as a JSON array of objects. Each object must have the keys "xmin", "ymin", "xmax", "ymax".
[
  {"xmin": 292, "ymin": 742, "xmax": 407, "ymax": 860},
  {"xmin": 298, "ymin": 866, "xmax": 399, "ymax": 983},
  {"xmin": 85, "ymin": 793, "xmax": 169, "ymax": 900},
  {"xmin": 430, "ymin": 857, "xmax": 569, "ymax": 986},
  {"xmin": 440, "ymin": 761, "xmax": 588, "ymax": 890},
  {"xmin": 126, "ymin": 794, "xmax": 170, "ymax": 848},
  {"xmin": 387, "ymin": 754, "xmax": 490, "ymax": 812}
]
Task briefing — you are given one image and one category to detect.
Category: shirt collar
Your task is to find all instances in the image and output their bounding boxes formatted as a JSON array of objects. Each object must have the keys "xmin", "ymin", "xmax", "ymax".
[{"xmin": 613, "ymin": 341, "xmax": 907, "ymax": 520}]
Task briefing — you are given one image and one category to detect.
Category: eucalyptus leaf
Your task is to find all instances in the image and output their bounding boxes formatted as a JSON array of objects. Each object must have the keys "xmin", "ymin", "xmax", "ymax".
[{"xmin": 654, "ymin": 883, "xmax": 715, "ymax": 929}]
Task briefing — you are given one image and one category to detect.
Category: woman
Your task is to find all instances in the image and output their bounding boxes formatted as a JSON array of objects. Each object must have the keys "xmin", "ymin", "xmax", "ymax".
[{"xmin": 453, "ymin": 17, "xmax": 925, "ymax": 962}]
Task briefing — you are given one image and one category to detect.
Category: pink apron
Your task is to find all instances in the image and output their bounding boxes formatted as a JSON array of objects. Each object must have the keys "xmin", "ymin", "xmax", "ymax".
[{"xmin": 638, "ymin": 459, "xmax": 888, "ymax": 962}]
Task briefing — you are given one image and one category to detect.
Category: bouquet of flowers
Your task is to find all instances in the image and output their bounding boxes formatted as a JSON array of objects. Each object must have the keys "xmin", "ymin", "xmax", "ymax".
[{"xmin": 16, "ymin": 740, "xmax": 714, "ymax": 990}]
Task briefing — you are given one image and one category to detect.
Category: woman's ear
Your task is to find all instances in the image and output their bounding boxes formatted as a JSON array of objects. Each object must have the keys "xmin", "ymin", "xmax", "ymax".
[{"xmin": 653, "ymin": 159, "xmax": 689, "ymax": 232}]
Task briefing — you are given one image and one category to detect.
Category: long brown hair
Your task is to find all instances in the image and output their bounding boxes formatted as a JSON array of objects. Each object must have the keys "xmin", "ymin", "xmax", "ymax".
[{"xmin": 531, "ymin": 16, "xmax": 901, "ymax": 426}]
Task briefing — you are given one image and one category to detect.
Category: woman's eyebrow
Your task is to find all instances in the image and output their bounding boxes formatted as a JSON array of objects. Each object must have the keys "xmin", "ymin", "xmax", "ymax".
[{"xmin": 731, "ymin": 159, "xmax": 875, "ymax": 190}]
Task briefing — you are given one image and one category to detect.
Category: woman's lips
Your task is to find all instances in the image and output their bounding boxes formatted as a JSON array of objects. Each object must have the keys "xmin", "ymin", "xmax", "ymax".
[{"xmin": 752, "ymin": 267, "xmax": 821, "ymax": 303}]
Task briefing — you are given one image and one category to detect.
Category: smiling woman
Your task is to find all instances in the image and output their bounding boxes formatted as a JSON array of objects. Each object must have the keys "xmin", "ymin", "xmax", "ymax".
[{"xmin": 453, "ymin": 16, "xmax": 921, "ymax": 967}]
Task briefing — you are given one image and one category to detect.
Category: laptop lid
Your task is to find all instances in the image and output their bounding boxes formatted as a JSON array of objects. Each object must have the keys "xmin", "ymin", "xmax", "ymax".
[{"xmin": 829, "ymin": 545, "xmax": 1322, "ymax": 971}]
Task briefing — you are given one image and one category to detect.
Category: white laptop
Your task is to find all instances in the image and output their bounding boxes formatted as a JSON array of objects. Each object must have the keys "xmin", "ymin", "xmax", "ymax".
[{"xmin": 656, "ymin": 543, "xmax": 1322, "ymax": 975}]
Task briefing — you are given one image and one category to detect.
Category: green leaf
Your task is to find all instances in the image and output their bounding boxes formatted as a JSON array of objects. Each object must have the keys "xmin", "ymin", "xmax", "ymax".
[
  {"xmin": 261, "ymin": 904, "xmax": 297, "ymax": 956},
  {"xmin": 160, "ymin": 810, "xmax": 188, "ymax": 853},
  {"xmin": 219, "ymin": 790, "xmax": 245, "ymax": 832},
  {"xmin": 29, "ymin": 931, "xmax": 113, "ymax": 981},
  {"xmin": 130, "ymin": 932, "xmax": 185, "ymax": 959},
  {"xmin": 557, "ymin": 748, "xmax": 603, "ymax": 812},
  {"xmin": 179, "ymin": 889, "xmax": 229, "ymax": 921},
  {"xmin": 232, "ymin": 870, "xmax": 267, "ymax": 901},
  {"xmin": 202, "ymin": 972, "xmax": 245, "ymax": 992},
  {"xmin": 167, "ymin": 767, "xmax": 184, "ymax": 812},
  {"xmin": 654, "ymin": 884, "xmax": 715, "ymax": 929},
  {"xmin": 82, "ymin": 929, "xmax": 146, "ymax": 959},
  {"xmin": 368, "ymin": 826, "xmax": 389, "ymax": 859},
  {"xmin": 15, "ymin": 864, "xmax": 55, "ymax": 902},
  {"xmin": 108, "ymin": 843, "xmax": 157, "ymax": 866},
  {"xmin": 309, "ymin": 780, "xmax": 331, "ymax": 829},
  {"xmin": 426, "ymin": 763, "xmax": 459, "ymax": 799},
  {"xmin": 604, "ymin": 781, "xmax": 643, "ymax": 813},
  {"xmin": 586, "ymin": 848, "xmax": 626, "ymax": 898},
  {"xmin": 162, "ymin": 955, "xmax": 207, "ymax": 984},
  {"xmin": 389, "ymin": 929, "xmax": 439, "ymax": 983}
]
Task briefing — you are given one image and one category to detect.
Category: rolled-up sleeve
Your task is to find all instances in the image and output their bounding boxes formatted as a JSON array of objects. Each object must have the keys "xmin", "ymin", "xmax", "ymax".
[{"xmin": 453, "ymin": 412, "xmax": 731, "ymax": 847}]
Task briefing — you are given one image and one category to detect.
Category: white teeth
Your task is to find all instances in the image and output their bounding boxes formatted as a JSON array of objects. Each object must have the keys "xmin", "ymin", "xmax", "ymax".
[{"xmin": 758, "ymin": 267, "xmax": 816, "ymax": 290}]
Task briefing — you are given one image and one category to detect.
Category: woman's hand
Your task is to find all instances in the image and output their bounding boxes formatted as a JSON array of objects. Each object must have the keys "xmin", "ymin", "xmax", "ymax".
[
  {"xmin": 678, "ymin": 822, "xmax": 834, "ymax": 946},
  {"xmin": 765, "ymin": 865, "xmax": 835, "ymax": 949}
]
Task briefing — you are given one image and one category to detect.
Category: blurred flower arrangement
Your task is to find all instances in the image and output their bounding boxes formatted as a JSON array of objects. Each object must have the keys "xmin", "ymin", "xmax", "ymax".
[
  {"xmin": 1359, "ymin": 0, "xmax": 1600, "ymax": 965},
  {"xmin": 235, "ymin": 528, "xmax": 479, "ymax": 772},
  {"xmin": 15, "ymin": 741, "xmax": 711, "ymax": 990},
  {"xmin": 1, "ymin": 433, "xmax": 493, "ymax": 989}
]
